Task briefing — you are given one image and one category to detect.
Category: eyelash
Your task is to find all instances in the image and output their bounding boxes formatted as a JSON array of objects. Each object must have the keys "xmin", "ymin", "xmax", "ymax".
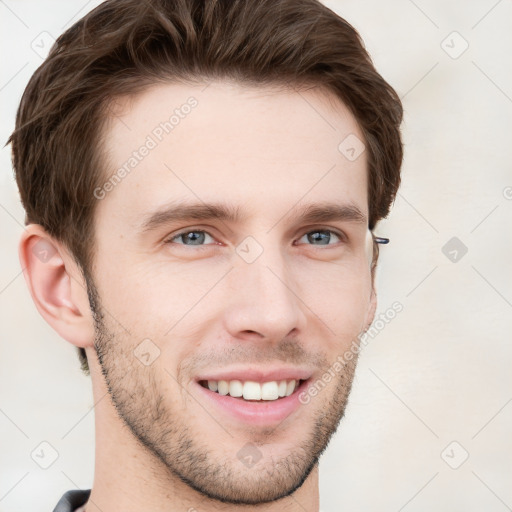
[{"xmin": 163, "ymin": 227, "xmax": 347, "ymax": 249}]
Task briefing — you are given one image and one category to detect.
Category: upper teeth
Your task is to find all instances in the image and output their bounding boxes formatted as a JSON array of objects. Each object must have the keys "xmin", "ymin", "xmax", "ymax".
[{"xmin": 205, "ymin": 379, "xmax": 299, "ymax": 400}]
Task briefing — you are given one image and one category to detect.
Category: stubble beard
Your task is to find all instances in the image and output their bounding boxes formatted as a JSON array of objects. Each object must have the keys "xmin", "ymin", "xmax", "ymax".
[{"xmin": 85, "ymin": 274, "xmax": 359, "ymax": 505}]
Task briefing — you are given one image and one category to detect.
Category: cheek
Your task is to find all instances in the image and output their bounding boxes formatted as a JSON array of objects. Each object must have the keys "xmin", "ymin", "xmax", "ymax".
[
  {"xmin": 101, "ymin": 264, "xmax": 228, "ymax": 353},
  {"xmin": 297, "ymin": 260, "xmax": 371, "ymax": 339},
  {"xmin": 91, "ymin": 274, "xmax": 171, "ymax": 345}
]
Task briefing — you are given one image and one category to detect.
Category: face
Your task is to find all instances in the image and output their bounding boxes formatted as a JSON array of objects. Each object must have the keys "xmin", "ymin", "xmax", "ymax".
[{"xmin": 88, "ymin": 80, "xmax": 376, "ymax": 505}]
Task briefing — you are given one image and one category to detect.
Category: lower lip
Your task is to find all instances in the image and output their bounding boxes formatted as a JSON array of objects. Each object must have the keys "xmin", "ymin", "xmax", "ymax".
[{"xmin": 195, "ymin": 380, "xmax": 310, "ymax": 426}]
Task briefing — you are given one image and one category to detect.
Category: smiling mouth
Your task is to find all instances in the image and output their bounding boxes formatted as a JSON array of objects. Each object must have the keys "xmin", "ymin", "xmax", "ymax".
[{"xmin": 198, "ymin": 379, "xmax": 306, "ymax": 401}]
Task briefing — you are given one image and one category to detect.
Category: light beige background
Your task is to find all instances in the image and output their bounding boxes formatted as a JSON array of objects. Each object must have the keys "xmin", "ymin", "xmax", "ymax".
[{"xmin": 1, "ymin": 1, "xmax": 511, "ymax": 511}]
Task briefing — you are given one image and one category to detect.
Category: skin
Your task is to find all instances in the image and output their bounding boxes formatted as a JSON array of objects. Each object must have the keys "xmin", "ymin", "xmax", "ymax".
[{"xmin": 19, "ymin": 80, "xmax": 377, "ymax": 512}]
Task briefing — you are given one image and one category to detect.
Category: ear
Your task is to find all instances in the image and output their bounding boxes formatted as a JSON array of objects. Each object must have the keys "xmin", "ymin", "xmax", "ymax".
[
  {"xmin": 363, "ymin": 230, "xmax": 378, "ymax": 329},
  {"xmin": 365, "ymin": 284, "xmax": 377, "ymax": 329},
  {"xmin": 18, "ymin": 224, "xmax": 95, "ymax": 349}
]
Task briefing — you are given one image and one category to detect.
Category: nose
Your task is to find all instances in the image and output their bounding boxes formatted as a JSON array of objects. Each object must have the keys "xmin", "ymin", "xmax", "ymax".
[{"xmin": 222, "ymin": 249, "xmax": 306, "ymax": 343}]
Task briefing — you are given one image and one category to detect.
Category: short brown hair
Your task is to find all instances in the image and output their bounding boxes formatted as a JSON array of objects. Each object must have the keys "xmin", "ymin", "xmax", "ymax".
[{"xmin": 8, "ymin": 0, "xmax": 403, "ymax": 375}]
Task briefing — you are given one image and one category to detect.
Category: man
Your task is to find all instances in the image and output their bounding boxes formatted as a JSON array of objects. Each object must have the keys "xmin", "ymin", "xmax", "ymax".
[{"xmin": 9, "ymin": 0, "xmax": 403, "ymax": 510}]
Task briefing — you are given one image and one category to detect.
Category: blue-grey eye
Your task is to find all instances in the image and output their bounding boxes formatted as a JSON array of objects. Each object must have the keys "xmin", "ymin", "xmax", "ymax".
[
  {"xmin": 166, "ymin": 228, "xmax": 344, "ymax": 248},
  {"xmin": 170, "ymin": 230, "xmax": 215, "ymax": 246},
  {"xmin": 296, "ymin": 230, "xmax": 342, "ymax": 246}
]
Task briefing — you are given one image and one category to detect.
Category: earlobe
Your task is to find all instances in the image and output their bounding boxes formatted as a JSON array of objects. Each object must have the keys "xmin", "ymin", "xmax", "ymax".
[{"xmin": 18, "ymin": 225, "xmax": 95, "ymax": 349}]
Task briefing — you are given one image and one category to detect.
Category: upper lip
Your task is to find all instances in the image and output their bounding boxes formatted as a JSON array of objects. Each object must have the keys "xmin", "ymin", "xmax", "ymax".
[{"xmin": 195, "ymin": 366, "xmax": 313, "ymax": 384}]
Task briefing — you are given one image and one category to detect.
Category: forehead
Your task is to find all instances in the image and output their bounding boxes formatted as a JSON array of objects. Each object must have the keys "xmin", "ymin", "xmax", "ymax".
[{"xmin": 96, "ymin": 80, "xmax": 368, "ymax": 231}]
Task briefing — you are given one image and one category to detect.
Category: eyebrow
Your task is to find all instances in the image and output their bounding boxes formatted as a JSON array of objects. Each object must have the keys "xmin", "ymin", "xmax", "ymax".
[{"xmin": 139, "ymin": 200, "xmax": 367, "ymax": 234}]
